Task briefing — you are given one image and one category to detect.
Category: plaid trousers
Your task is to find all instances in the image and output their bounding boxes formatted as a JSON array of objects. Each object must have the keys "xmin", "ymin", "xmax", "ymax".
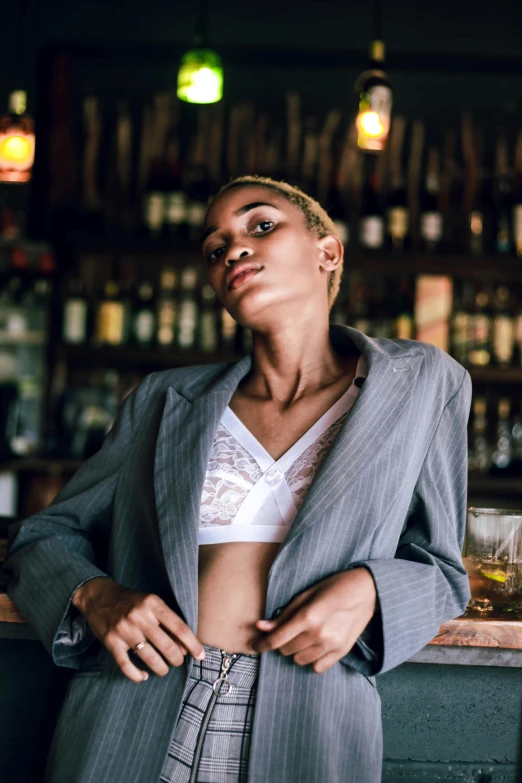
[{"xmin": 159, "ymin": 644, "xmax": 260, "ymax": 783}]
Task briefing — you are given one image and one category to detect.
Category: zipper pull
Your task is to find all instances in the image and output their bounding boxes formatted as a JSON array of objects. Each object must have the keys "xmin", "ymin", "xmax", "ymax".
[{"xmin": 212, "ymin": 650, "xmax": 238, "ymax": 696}]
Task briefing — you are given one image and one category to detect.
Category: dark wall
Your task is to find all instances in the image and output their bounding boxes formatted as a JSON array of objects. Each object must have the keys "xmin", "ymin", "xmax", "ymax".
[{"xmin": 1, "ymin": 0, "xmax": 522, "ymax": 129}]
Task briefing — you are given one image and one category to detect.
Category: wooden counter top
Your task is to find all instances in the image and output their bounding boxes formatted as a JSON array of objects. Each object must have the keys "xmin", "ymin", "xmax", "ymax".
[{"xmin": 2, "ymin": 591, "xmax": 522, "ymax": 649}]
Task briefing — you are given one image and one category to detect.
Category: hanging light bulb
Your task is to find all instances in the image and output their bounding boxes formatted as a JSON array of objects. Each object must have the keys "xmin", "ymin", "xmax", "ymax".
[
  {"xmin": 355, "ymin": 0, "xmax": 392, "ymax": 152},
  {"xmin": 177, "ymin": 9, "xmax": 223, "ymax": 104},
  {"xmin": 0, "ymin": 90, "xmax": 35, "ymax": 183}
]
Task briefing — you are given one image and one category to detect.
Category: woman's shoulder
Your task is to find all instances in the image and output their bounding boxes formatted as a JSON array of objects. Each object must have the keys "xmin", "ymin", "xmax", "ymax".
[{"xmin": 378, "ymin": 336, "xmax": 469, "ymax": 399}]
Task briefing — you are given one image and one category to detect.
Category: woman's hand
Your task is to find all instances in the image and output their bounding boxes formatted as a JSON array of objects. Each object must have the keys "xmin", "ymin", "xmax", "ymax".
[
  {"xmin": 72, "ymin": 577, "xmax": 206, "ymax": 683},
  {"xmin": 252, "ymin": 568, "xmax": 377, "ymax": 673}
]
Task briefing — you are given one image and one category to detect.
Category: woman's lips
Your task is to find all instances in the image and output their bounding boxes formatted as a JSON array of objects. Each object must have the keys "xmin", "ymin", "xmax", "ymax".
[{"xmin": 228, "ymin": 269, "xmax": 261, "ymax": 291}]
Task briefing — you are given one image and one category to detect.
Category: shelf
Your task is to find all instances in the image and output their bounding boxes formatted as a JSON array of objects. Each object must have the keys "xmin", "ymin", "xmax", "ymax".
[
  {"xmin": 468, "ymin": 367, "xmax": 522, "ymax": 384},
  {"xmin": 0, "ymin": 458, "xmax": 83, "ymax": 474},
  {"xmin": 0, "ymin": 331, "xmax": 46, "ymax": 346},
  {"xmin": 61, "ymin": 234, "xmax": 522, "ymax": 280},
  {"xmin": 468, "ymin": 474, "xmax": 522, "ymax": 497},
  {"xmin": 56, "ymin": 344, "xmax": 244, "ymax": 368},
  {"xmin": 55, "ymin": 344, "xmax": 522, "ymax": 382}
]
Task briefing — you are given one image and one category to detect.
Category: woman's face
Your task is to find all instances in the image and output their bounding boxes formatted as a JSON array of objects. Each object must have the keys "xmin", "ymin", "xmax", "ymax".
[{"xmin": 202, "ymin": 185, "xmax": 340, "ymax": 328}]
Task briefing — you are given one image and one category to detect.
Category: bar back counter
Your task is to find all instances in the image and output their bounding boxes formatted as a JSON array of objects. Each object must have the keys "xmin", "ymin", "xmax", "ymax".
[{"xmin": 1, "ymin": 594, "xmax": 521, "ymax": 783}]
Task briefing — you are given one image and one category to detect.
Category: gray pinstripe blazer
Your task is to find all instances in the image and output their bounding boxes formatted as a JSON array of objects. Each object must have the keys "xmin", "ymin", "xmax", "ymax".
[{"xmin": 2, "ymin": 324, "xmax": 472, "ymax": 783}]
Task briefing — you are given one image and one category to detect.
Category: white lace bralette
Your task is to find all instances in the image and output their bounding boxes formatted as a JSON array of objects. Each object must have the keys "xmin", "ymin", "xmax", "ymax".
[{"xmin": 199, "ymin": 354, "xmax": 367, "ymax": 545}]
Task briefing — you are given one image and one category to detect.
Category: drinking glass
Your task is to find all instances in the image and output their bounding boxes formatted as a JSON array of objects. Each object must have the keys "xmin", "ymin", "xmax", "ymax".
[{"xmin": 463, "ymin": 507, "xmax": 522, "ymax": 614}]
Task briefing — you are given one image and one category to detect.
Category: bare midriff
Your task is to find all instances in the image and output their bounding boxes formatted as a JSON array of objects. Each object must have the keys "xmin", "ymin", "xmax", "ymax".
[
  {"xmin": 197, "ymin": 542, "xmax": 281, "ymax": 655},
  {"xmin": 196, "ymin": 352, "xmax": 361, "ymax": 656}
]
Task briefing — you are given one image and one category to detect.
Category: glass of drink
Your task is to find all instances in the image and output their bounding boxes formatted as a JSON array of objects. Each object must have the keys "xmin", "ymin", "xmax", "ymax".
[{"xmin": 463, "ymin": 507, "xmax": 522, "ymax": 615}]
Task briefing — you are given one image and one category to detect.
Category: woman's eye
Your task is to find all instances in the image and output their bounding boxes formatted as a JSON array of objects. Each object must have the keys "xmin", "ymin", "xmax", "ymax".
[
  {"xmin": 207, "ymin": 247, "xmax": 224, "ymax": 263},
  {"xmin": 252, "ymin": 220, "xmax": 274, "ymax": 233}
]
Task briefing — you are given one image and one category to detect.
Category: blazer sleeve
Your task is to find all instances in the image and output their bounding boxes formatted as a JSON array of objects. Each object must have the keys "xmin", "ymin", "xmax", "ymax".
[
  {"xmin": 0, "ymin": 373, "xmax": 154, "ymax": 670},
  {"xmin": 343, "ymin": 367, "xmax": 472, "ymax": 676}
]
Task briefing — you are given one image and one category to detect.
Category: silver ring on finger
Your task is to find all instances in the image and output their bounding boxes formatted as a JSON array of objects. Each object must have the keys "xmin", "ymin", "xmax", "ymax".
[{"xmin": 133, "ymin": 640, "xmax": 148, "ymax": 653}]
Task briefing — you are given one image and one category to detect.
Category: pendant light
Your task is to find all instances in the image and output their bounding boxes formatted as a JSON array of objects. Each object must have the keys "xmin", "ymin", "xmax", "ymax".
[
  {"xmin": 177, "ymin": 1, "xmax": 223, "ymax": 105},
  {"xmin": 355, "ymin": 0, "xmax": 392, "ymax": 152},
  {"xmin": 0, "ymin": 0, "xmax": 35, "ymax": 182}
]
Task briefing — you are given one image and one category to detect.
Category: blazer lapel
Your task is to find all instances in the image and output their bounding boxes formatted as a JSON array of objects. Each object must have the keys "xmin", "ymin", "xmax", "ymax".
[
  {"xmin": 153, "ymin": 324, "xmax": 423, "ymax": 628},
  {"xmin": 154, "ymin": 356, "xmax": 252, "ymax": 630}
]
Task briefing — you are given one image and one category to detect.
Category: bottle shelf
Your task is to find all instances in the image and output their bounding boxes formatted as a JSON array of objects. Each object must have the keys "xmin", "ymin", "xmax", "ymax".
[
  {"xmin": 0, "ymin": 457, "xmax": 83, "ymax": 474},
  {"xmin": 62, "ymin": 233, "xmax": 522, "ymax": 280},
  {"xmin": 468, "ymin": 367, "xmax": 522, "ymax": 384},
  {"xmin": 468, "ymin": 473, "xmax": 522, "ymax": 497},
  {"xmin": 55, "ymin": 343, "xmax": 243, "ymax": 368},
  {"xmin": 53, "ymin": 344, "xmax": 522, "ymax": 382}
]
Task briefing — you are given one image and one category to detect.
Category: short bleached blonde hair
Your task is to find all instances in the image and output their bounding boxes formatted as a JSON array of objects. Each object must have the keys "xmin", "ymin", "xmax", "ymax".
[{"xmin": 210, "ymin": 175, "xmax": 343, "ymax": 310}]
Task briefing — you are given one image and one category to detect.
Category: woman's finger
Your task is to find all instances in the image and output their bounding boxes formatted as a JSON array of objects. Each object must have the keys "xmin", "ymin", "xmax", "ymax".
[
  {"xmin": 292, "ymin": 643, "xmax": 326, "ymax": 667},
  {"xmin": 145, "ymin": 625, "xmax": 186, "ymax": 668}
]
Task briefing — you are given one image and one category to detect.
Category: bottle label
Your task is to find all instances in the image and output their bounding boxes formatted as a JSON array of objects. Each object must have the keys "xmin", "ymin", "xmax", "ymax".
[
  {"xmin": 367, "ymin": 85, "xmax": 392, "ymax": 126},
  {"xmin": 513, "ymin": 204, "xmax": 522, "ymax": 242},
  {"xmin": 63, "ymin": 300, "xmax": 88, "ymax": 343},
  {"xmin": 359, "ymin": 216, "xmax": 384, "ymax": 249},
  {"xmin": 199, "ymin": 311, "xmax": 218, "ymax": 352},
  {"xmin": 388, "ymin": 207, "xmax": 409, "ymax": 240},
  {"xmin": 395, "ymin": 314, "xmax": 413, "ymax": 340},
  {"xmin": 333, "ymin": 219, "xmax": 350, "ymax": 246},
  {"xmin": 166, "ymin": 192, "xmax": 188, "ymax": 226},
  {"xmin": 493, "ymin": 315, "xmax": 515, "ymax": 365},
  {"xmin": 145, "ymin": 193, "xmax": 166, "ymax": 232},
  {"xmin": 178, "ymin": 301, "xmax": 198, "ymax": 348},
  {"xmin": 496, "ymin": 217, "xmax": 511, "ymax": 253},
  {"xmin": 97, "ymin": 302, "xmax": 125, "ymax": 345},
  {"xmin": 421, "ymin": 212, "xmax": 443, "ymax": 242},
  {"xmin": 187, "ymin": 202, "xmax": 206, "ymax": 228},
  {"xmin": 134, "ymin": 310, "xmax": 155, "ymax": 343}
]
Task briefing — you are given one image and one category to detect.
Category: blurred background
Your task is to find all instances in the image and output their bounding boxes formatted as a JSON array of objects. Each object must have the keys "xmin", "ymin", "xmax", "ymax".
[{"xmin": 1, "ymin": 0, "xmax": 522, "ymax": 531}]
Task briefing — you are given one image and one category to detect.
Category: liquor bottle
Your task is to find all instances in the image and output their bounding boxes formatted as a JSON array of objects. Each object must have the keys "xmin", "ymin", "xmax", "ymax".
[
  {"xmin": 492, "ymin": 284, "xmax": 515, "ymax": 367},
  {"xmin": 0, "ymin": 91, "xmax": 35, "ymax": 183},
  {"xmin": 468, "ymin": 396, "xmax": 490, "ymax": 473},
  {"xmin": 355, "ymin": 40, "xmax": 392, "ymax": 153},
  {"xmin": 198, "ymin": 283, "xmax": 218, "ymax": 353},
  {"xmin": 420, "ymin": 147, "xmax": 443, "ymax": 252},
  {"xmin": 358, "ymin": 161, "xmax": 385, "ymax": 251},
  {"xmin": 394, "ymin": 277, "xmax": 414, "ymax": 339},
  {"xmin": 510, "ymin": 401, "xmax": 522, "ymax": 476},
  {"xmin": 326, "ymin": 169, "xmax": 350, "ymax": 247},
  {"xmin": 386, "ymin": 116, "xmax": 409, "ymax": 252},
  {"xmin": 164, "ymin": 132, "xmax": 188, "ymax": 240},
  {"xmin": 490, "ymin": 397, "xmax": 513, "ymax": 473},
  {"xmin": 81, "ymin": 96, "xmax": 103, "ymax": 231},
  {"xmin": 450, "ymin": 279, "xmax": 474, "ymax": 366},
  {"xmin": 156, "ymin": 267, "xmax": 178, "ymax": 348},
  {"xmin": 185, "ymin": 112, "xmax": 212, "ymax": 243},
  {"xmin": 177, "ymin": 266, "xmax": 199, "ymax": 350},
  {"xmin": 512, "ymin": 131, "xmax": 522, "ymax": 258},
  {"xmin": 515, "ymin": 287, "xmax": 522, "ymax": 366},
  {"xmin": 62, "ymin": 276, "xmax": 89, "ymax": 344},
  {"xmin": 143, "ymin": 161, "xmax": 167, "ymax": 239},
  {"xmin": 221, "ymin": 308, "xmax": 238, "ymax": 352},
  {"xmin": 132, "ymin": 280, "xmax": 156, "ymax": 347},
  {"xmin": 493, "ymin": 130, "xmax": 513, "ymax": 255},
  {"xmin": 94, "ymin": 278, "xmax": 128, "ymax": 346},
  {"xmin": 468, "ymin": 284, "xmax": 492, "ymax": 367}
]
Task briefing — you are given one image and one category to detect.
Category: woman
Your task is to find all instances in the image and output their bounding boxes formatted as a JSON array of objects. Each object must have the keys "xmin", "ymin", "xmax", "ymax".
[{"xmin": 3, "ymin": 175, "xmax": 472, "ymax": 783}]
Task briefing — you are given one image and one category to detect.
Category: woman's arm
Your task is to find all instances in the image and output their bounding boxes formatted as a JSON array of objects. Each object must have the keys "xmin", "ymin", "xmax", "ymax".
[
  {"xmin": 1, "ymin": 373, "xmax": 154, "ymax": 670},
  {"xmin": 342, "ymin": 367, "xmax": 472, "ymax": 676}
]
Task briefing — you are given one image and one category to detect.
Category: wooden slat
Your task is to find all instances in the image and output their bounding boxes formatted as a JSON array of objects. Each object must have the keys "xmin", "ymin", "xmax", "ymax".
[
  {"xmin": 1, "ymin": 589, "xmax": 522, "ymax": 649},
  {"xmin": 0, "ymin": 593, "xmax": 26, "ymax": 623}
]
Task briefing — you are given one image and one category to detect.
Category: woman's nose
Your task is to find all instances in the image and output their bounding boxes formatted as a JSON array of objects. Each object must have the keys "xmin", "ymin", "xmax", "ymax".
[{"xmin": 224, "ymin": 247, "xmax": 252, "ymax": 266}]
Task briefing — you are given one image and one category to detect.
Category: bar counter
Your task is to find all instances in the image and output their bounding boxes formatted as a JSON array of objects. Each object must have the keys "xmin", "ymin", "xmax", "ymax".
[{"xmin": 1, "ymin": 591, "xmax": 522, "ymax": 666}]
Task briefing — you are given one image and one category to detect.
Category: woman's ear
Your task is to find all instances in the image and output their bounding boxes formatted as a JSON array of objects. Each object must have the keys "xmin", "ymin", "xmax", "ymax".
[{"xmin": 317, "ymin": 235, "xmax": 344, "ymax": 273}]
